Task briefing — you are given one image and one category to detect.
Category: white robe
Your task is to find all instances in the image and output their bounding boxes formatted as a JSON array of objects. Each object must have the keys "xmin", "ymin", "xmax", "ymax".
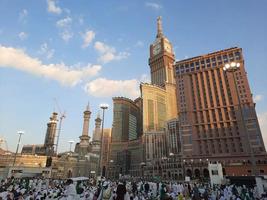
[{"xmin": 65, "ymin": 183, "xmax": 77, "ymax": 199}]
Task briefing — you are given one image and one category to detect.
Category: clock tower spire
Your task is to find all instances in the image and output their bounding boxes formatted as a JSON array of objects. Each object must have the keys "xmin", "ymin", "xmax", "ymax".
[
  {"xmin": 149, "ymin": 17, "xmax": 175, "ymax": 87},
  {"xmin": 156, "ymin": 16, "xmax": 163, "ymax": 38}
]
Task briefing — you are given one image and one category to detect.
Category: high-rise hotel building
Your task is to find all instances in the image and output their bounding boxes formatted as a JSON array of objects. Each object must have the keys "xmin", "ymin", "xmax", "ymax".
[
  {"xmin": 108, "ymin": 17, "xmax": 267, "ymax": 178},
  {"xmin": 109, "ymin": 97, "xmax": 143, "ymax": 177},
  {"xmin": 175, "ymin": 47, "xmax": 266, "ymax": 163},
  {"xmin": 140, "ymin": 17, "xmax": 183, "ymax": 179}
]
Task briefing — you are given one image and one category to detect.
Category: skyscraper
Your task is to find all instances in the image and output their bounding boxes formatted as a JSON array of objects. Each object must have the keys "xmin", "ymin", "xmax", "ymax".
[
  {"xmin": 109, "ymin": 97, "xmax": 143, "ymax": 178},
  {"xmin": 141, "ymin": 16, "xmax": 180, "ymax": 178},
  {"xmin": 174, "ymin": 47, "xmax": 266, "ymax": 168},
  {"xmin": 111, "ymin": 97, "xmax": 141, "ymax": 142},
  {"xmin": 100, "ymin": 128, "xmax": 112, "ymax": 177},
  {"xmin": 108, "ymin": 17, "xmax": 267, "ymax": 178}
]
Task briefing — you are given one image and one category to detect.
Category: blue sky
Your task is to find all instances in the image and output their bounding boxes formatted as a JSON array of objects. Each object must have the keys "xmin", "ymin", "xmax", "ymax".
[{"xmin": 0, "ymin": 0, "xmax": 267, "ymax": 152}]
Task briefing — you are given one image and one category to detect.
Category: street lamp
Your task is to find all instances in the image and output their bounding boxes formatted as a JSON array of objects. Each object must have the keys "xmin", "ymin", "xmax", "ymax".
[
  {"xmin": 68, "ymin": 140, "xmax": 75, "ymax": 152},
  {"xmin": 223, "ymin": 62, "xmax": 257, "ymax": 176},
  {"xmin": 13, "ymin": 131, "xmax": 24, "ymax": 167},
  {"xmin": 98, "ymin": 103, "xmax": 109, "ymax": 177},
  {"xmin": 108, "ymin": 159, "xmax": 114, "ymax": 178},
  {"xmin": 140, "ymin": 162, "xmax": 146, "ymax": 178},
  {"xmin": 183, "ymin": 159, "xmax": 186, "ymax": 178},
  {"xmin": 169, "ymin": 152, "xmax": 175, "ymax": 179},
  {"xmin": 169, "ymin": 152, "xmax": 174, "ymax": 156},
  {"xmin": 162, "ymin": 156, "xmax": 168, "ymax": 160}
]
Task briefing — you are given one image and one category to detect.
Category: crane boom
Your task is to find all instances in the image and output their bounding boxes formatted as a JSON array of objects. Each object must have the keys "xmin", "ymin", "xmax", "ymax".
[{"xmin": 53, "ymin": 98, "xmax": 66, "ymax": 155}]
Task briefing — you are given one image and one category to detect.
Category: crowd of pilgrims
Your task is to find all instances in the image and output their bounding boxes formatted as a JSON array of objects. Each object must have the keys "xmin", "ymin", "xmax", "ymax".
[{"xmin": 0, "ymin": 176, "xmax": 267, "ymax": 200}]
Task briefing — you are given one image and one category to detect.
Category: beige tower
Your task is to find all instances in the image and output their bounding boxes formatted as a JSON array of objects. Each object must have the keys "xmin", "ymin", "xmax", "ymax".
[
  {"xmin": 141, "ymin": 17, "xmax": 178, "ymax": 175},
  {"xmin": 93, "ymin": 113, "xmax": 102, "ymax": 142},
  {"xmin": 149, "ymin": 16, "xmax": 175, "ymax": 87},
  {"xmin": 79, "ymin": 103, "xmax": 91, "ymax": 147}
]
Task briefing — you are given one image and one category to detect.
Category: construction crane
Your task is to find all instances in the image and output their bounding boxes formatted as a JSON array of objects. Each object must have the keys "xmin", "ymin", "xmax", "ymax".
[{"xmin": 54, "ymin": 98, "xmax": 66, "ymax": 155}]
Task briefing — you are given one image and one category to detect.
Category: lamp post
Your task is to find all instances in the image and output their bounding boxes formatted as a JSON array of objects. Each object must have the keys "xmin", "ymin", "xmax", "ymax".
[
  {"xmin": 169, "ymin": 152, "xmax": 174, "ymax": 179},
  {"xmin": 98, "ymin": 103, "xmax": 109, "ymax": 177},
  {"xmin": 183, "ymin": 159, "xmax": 186, "ymax": 178},
  {"xmin": 223, "ymin": 62, "xmax": 257, "ymax": 176},
  {"xmin": 190, "ymin": 159, "xmax": 194, "ymax": 179},
  {"xmin": 140, "ymin": 162, "xmax": 146, "ymax": 178},
  {"xmin": 109, "ymin": 159, "xmax": 114, "ymax": 178},
  {"xmin": 13, "ymin": 131, "xmax": 24, "ymax": 167},
  {"xmin": 68, "ymin": 140, "xmax": 74, "ymax": 152},
  {"xmin": 161, "ymin": 156, "xmax": 167, "ymax": 178}
]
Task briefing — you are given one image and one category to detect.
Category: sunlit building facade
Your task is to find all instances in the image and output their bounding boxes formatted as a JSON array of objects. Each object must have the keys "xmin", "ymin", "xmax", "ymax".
[
  {"xmin": 111, "ymin": 97, "xmax": 141, "ymax": 142},
  {"xmin": 175, "ymin": 47, "xmax": 267, "ymax": 176},
  {"xmin": 108, "ymin": 97, "xmax": 143, "ymax": 178}
]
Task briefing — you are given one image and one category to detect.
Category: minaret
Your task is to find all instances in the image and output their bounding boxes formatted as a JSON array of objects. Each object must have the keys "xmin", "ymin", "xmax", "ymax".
[
  {"xmin": 93, "ymin": 112, "xmax": 102, "ymax": 141},
  {"xmin": 79, "ymin": 103, "xmax": 91, "ymax": 146},
  {"xmin": 44, "ymin": 112, "xmax": 58, "ymax": 156}
]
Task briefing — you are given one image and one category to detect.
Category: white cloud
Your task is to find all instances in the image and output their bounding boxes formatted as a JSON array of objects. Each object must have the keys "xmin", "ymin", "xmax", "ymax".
[
  {"xmin": 84, "ymin": 78, "xmax": 139, "ymax": 99},
  {"xmin": 18, "ymin": 32, "xmax": 28, "ymax": 40},
  {"xmin": 94, "ymin": 41, "xmax": 130, "ymax": 64},
  {"xmin": 135, "ymin": 40, "xmax": 144, "ymax": 47},
  {"xmin": 254, "ymin": 94, "xmax": 264, "ymax": 102},
  {"xmin": 56, "ymin": 17, "xmax": 72, "ymax": 28},
  {"xmin": 145, "ymin": 2, "xmax": 162, "ymax": 10},
  {"xmin": 19, "ymin": 9, "xmax": 28, "ymax": 23},
  {"xmin": 0, "ymin": 45, "xmax": 101, "ymax": 86},
  {"xmin": 56, "ymin": 17, "xmax": 73, "ymax": 42},
  {"xmin": 258, "ymin": 111, "xmax": 267, "ymax": 147},
  {"xmin": 60, "ymin": 30, "xmax": 73, "ymax": 42},
  {"xmin": 82, "ymin": 30, "xmax": 96, "ymax": 48},
  {"xmin": 38, "ymin": 43, "xmax": 55, "ymax": 59},
  {"xmin": 47, "ymin": 0, "xmax": 62, "ymax": 14}
]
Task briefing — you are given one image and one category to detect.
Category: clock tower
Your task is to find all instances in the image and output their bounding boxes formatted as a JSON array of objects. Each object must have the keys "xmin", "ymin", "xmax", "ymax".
[{"xmin": 149, "ymin": 16, "xmax": 175, "ymax": 87}]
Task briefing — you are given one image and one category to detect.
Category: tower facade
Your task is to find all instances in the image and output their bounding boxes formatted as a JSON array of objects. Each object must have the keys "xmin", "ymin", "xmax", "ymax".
[
  {"xmin": 44, "ymin": 112, "xmax": 58, "ymax": 156},
  {"xmin": 174, "ymin": 47, "xmax": 266, "ymax": 164},
  {"xmin": 109, "ymin": 97, "xmax": 143, "ymax": 178},
  {"xmin": 149, "ymin": 16, "xmax": 175, "ymax": 87},
  {"xmin": 111, "ymin": 97, "xmax": 141, "ymax": 142},
  {"xmin": 140, "ymin": 17, "xmax": 180, "ymax": 179}
]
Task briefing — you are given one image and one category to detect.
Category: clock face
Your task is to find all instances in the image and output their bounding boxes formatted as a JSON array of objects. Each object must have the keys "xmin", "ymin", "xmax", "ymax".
[
  {"xmin": 153, "ymin": 44, "xmax": 161, "ymax": 55},
  {"xmin": 164, "ymin": 43, "xmax": 172, "ymax": 53}
]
